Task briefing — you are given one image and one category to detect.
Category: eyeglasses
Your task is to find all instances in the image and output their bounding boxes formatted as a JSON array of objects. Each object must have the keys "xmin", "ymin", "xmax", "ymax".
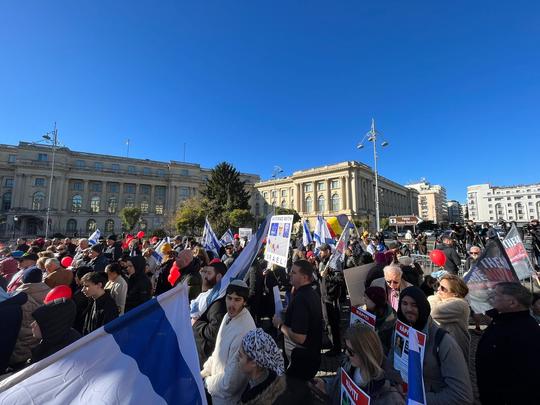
[
  {"xmin": 386, "ymin": 280, "xmax": 400, "ymax": 286},
  {"xmin": 438, "ymin": 285, "xmax": 449, "ymax": 292},
  {"xmin": 345, "ymin": 346, "xmax": 356, "ymax": 357}
]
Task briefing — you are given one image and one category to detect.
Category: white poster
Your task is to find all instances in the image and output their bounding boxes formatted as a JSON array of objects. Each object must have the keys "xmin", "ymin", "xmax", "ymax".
[
  {"xmin": 350, "ymin": 306, "xmax": 376, "ymax": 330},
  {"xmin": 393, "ymin": 320, "xmax": 426, "ymax": 383},
  {"xmin": 264, "ymin": 215, "xmax": 294, "ymax": 267},
  {"xmin": 238, "ymin": 227, "xmax": 253, "ymax": 241}
]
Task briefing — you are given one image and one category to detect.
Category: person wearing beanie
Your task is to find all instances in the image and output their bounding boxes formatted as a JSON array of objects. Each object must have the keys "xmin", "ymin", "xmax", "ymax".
[
  {"xmin": 9, "ymin": 268, "xmax": 51, "ymax": 368},
  {"xmin": 364, "ymin": 286, "xmax": 396, "ymax": 354},
  {"xmin": 201, "ymin": 279, "xmax": 256, "ymax": 405},
  {"xmin": 173, "ymin": 249, "xmax": 202, "ymax": 302},
  {"xmin": 0, "ymin": 248, "xmax": 20, "ymax": 284},
  {"xmin": 88, "ymin": 244, "xmax": 109, "ymax": 273},
  {"xmin": 104, "ymin": 234, "xmax": 122, "ymax": 263},
  {"xmin": 124, "ymin": 256, "xmax": 152, "ymax": 313},
  {"xmin": 81, "ymin": 272, "xmax": 119, "ymax": 335},
  {"xmin": 30, "ymin": 298, "xmax": 81, "ymax": 363},
  {"xmin": 391, "ymin": 286, "xmax": 473, "ymax": 404}
]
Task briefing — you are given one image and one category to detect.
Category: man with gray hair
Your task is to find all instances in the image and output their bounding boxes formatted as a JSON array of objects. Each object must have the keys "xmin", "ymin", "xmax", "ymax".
[
  {"xmin": 476, "ymin": 282, "xmax": 540, "ymax": 404},
  {"xmin": 369, "ymin": 265, "xmax": 412, "ymax": 311},
  {"xmin": 72, "ymin": 238, "xmax": 90, "ymax": 268},
  {"xmin": 44, "ymin": 257, "xmax": 73, "ymax": 288}
]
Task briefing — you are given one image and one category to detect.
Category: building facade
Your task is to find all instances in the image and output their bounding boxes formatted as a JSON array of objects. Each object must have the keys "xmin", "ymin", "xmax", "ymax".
[
  {"xmin": 254, "ymin": 161, "xmax": 418, "ymax": 230},
  {"xmin": 447, "ymin": 200, "xmax": 463, "ymax": 224},
  {"xmin": 467, "ymin": 183, "xmax": 540, "ymax": 224},
  {"xmin": 0, "ymin": 142, "xmax": 259, "ymax": 238},
  {"xmin": 406, "ymin": 181, "xmax": 448, "ymax": 224}
]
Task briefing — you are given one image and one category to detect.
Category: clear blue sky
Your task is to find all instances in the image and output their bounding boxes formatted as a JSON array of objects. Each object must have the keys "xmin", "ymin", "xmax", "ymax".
[{"xmin": 1, "ymin": 1, "xmax": 539, "ymax": 202}]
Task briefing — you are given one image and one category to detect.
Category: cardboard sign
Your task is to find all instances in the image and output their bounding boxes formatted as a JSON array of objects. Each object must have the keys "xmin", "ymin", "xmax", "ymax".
[
  {"xmin": 343, "ymin": 264, "xmax": 374, "ymax": 307},
  {"xmin": 340, "ymin": 368, "xmax": 370, "ymax": 405},
  {"xmin": 393, "ymin": 320, "xmax": 426, "ymax": 383},
  {"xmin": 238, "ymin": 227, "xmax": 253, "ymax": 241},
  {"xmin": 264, "ymin": 215, "xmax": 294, "ymax": 267},
  {"xmin": 350, "ymin": 306, "xmax": 376, "ymax": 330}
]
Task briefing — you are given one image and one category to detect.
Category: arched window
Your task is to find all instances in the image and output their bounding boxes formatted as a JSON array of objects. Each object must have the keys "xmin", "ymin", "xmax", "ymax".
[
  {"xmin": 331, "ymin": 194, "xmax": 340, "ymax": 212},
  {"xmin": 305, "ymin": 196, "xmax": 312, "ymax": 213},
  {"xmin": 108, "ymin": 196, "xmax": 118, "ymax": 214},
  {"xmin": 32, "ymin": 191, "xmax": 45, "ymax": 210},
  {"xmin": 155, "ymin": 200, "xmax": 164, "ymax": 215},
  {"xmin": 105, "ymin": 219, "xmax": 115, "ymax": 233},
  {"xmin": 317, "ymin": 195, "xmax": 325, "ymax": 212},
  {"xmin": 281, "ymin": 199, "xmax": 286, "ymax": 208},
  {"xmin": 72, "ymin": 195, "xmax": 82, "ymax": 213},
  {"xmin": 66, "ymin": 219, "xmax": 77, "ymax": 233},
  {"xmin": 124, "ymin": 196, "xmax": 134, "ymax": 208},
  {"xmin": 90, "ymin": 196, "xmax": 101, "ymax": 213},
  {"xmin": 2, "ymin": 192, "xmax": 11, "ymax": 211},
  {"xmin": 86, "ymin": 219, "xmax": 97, "ymax": 232},
  {"xmin": 140, "ymin": 200, "xmax": 149, "ymax": 213}
]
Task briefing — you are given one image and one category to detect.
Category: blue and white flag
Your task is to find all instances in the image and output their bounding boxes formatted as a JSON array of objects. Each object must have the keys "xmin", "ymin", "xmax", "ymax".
[
  {"xmin": 203, "ymin": 215, "xmax": 271, "ymax": 311},
  {"xmin": 302, "ymin": 220, "xmax": 313, "ymax": 248},
  {"xmin": 152, "ymin": 237, "xmax": 171, "ymax": 264},
  {"xmin": 407, "ymin": 327, "xmax": 426, "ymax": 405},
  {"xmin": 219, "ymin": 229, "xmax": 234, "ymax": 246},
  {"xmin": 328, "ymin": 221, "xmax": 351, "ymax": 270},
  {"xmin": 88, "ymin": 228, "xmax": 102, "ymax": 246},
  {"xmin": 202, "ymin": 217, "xmax": 222, "ymax": 256},
  {"xmin": 313, "ymin": 215, "xmax": 334, "ymax": 249},
  {"xmin": 0, "ymin": 284, "xmax": 206, "ymax": 405}
]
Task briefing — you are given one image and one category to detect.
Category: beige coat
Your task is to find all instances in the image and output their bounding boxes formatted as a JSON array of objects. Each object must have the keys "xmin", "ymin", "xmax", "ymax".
[
  {"xmin": 10, "ymin": 282, "xmax": 51, "ymax": 365},
  {"xmin": 428, "ymin": 294, "xmax": 471, "ymax": 362}
]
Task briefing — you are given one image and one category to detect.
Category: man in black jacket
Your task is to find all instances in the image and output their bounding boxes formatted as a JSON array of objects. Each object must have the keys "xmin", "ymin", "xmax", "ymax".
[
  {"xmin": 192, "ymin": 260, "xmax": 227, "ymax": 367},
  {"xmin": 87, "ymin": 244, "xmax": 109, "ymax": 273},
  {"xmin": 81, "ymin": 272, "xmax": 118, "ymax": 335},
  {"xmin": 440, "ymin": 236, "xmax": 462, "ymax": 274},
  {"xmin": 104, "ymin": 235, "xmax": 123, "ymax": 263},
  {"xmin": 477, "ymin": 282, "xmax": 540, "ymax": 404}
]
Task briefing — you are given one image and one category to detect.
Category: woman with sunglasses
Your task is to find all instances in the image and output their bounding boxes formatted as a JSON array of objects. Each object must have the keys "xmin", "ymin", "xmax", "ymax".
[
  {"xmin": 314, "ymin": 323, "xmax": 404, "ymax": 405},
  {"xmin": 428, "ymin": 273, "xmax": 471, "ymax": 360}
]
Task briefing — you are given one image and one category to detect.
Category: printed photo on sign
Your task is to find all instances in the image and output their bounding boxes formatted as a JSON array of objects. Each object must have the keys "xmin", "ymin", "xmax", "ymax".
[
  {"xmin": 265, "ymin": 215, "xmax": 294, "ymax": 268},
  {"xmin": 350, "ymin": 306, "xmax": 376, "ymax": 330},
  {"xmin": 283, "ymin": 223, "xmax": 291, "ymax": 238},
  {"xmin": 270, "ymin": 223, "xmax": 279, "ymax": 236},
  {"xmin": 340, "ymin": 368, "xmax": 370, "ymax": 405},
  {"xmin": 393, "ymin": 320, "xmax": 426, "ymax": 383}
]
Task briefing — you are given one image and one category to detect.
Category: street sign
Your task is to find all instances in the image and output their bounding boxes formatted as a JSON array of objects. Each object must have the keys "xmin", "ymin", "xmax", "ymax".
[{"xmin": 389, "ymin": 215, "xmax": 423, "ymax": 226}]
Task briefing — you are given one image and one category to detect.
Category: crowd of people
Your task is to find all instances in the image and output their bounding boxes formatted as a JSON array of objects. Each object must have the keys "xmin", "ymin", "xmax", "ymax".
[{"xmin": 1, "ymin": 218, "xmax": 539, "ymax": 404}]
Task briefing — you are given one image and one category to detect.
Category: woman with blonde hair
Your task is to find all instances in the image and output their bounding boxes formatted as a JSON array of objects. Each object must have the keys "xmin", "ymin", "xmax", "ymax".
[
  {"xmin": 315, "ymin": 323, "xmax": 404, "ymax": 405},
  {"xmin": 192, "ymin": 244, "xmax": 210, "ymax": 267},
  {"xmin": 428, "ymin": 273, "xmax": 470, "ymax": 361}
]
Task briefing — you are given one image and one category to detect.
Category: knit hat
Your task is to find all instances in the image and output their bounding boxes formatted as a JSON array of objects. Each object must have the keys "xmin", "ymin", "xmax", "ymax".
[
  {"xmin": 22, "ymin": 267, "xmax": 43, "ymax": 284},
  {"xmin": 90, "ymin": 244, "xmax": 103, "ymax": 254},
  {"xmin": 242, "ymin": 328, "xmax": 285, "ymax": 375},
  {"xmin": 107, "ymin": 234, "xmax": 117, "ymax": 241},
  {"xmin": 226, "ymin": 279, "xmax": 249, "ymax": 301},
  {"xmin": 176, "ymin": 249, "xmax": 193, "ymax": 270},
  {"xmin": 32, "ymin": 299, "xmax": 76, "ymax": 342},
  {"xmin": 365, "ymin": 286, "xmax": 386, "ymax": 309},
  {"xmin": 128, "ymin": 255, "xmax": 146, "ymax": 274},
  {"xmin": 398, "ymin": 286, "xmax": 431, "ymax": 331}
]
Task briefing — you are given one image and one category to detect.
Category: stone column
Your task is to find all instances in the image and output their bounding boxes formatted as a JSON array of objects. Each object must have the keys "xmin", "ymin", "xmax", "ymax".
[
  {"xmin": 326, "ymin": 179, "xmax": 331, "ymax": 214},
  {"xmin": 350, "ymin": 173, "xmax": 357, "ymax": 214},
  {"xmin": 342, "ymin": 176, "xmax": 347, "ymax": 211}
]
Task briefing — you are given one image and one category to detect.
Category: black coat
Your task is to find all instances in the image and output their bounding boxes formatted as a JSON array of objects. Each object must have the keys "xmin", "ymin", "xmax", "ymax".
[
  {"xmin": 476, "ymin": 310, "xmax": 540, "ymax": 404},
  {"xmin": 82, "ymin": 291, "xmax": 118, "ymax": 335},
  {"xmin": 175, "ymin": 260, "xmax": 202, "ymax": 302},
  {"xmin": 125, "ymin": 272, "xmax": 152, "ymax": 313},
  {"xmin": 0, "ymin": 292, "xmax": 27, "ymax": 373},
  {"xmin": 104, "ymin": 242, "xmax": 123, "ymax": 262},
  {"xmin": 154, "ymin": 259, "xmax": 174, "ymax": 296},
  {"xmin": 88, "ymin": 254, "xmax": 110, "ymax": 273},
  {"xmin": 441, "ymin": 245, "xmax": 461, "ymax": 274},
  {"xmin": 192, "ymin": 297, "xmax": 226, "ymax": 367}
]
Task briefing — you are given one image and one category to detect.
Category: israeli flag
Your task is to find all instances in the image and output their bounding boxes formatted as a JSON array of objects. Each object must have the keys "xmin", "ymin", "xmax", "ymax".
[
  {"xmin": 219, "ymin": 229, "xmax": 234, "ymax": 246},
  {"xmin": 313, "ymin": 215, "xmax": 334, "ymax": 249},
  {"xmin": 407, "ymin": 327, "xmax": 426, "ymax": 405},
  {"xmin": 328, "ymin": 221, "xmax": 351, "ymax": 270},
  {"xmin": 302, "ymin": 220, "xmax": 313, "ymax": 248},
  {"xmin": 88, "ymin": 228, "xmax": 101, "ymax": 246},
  {"xmin": 0, "ymin": 284, "xmax": 206, "ymax": 405},
  {"xmin": 202, "ymin": 217, "xmax": 222, "ymax": 256},
  {"xmin": 152, "ymin": 237, "xmax": 171, "ymax": 264}
]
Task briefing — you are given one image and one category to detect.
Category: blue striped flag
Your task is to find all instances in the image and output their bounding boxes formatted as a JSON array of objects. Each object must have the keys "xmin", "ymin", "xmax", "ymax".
[
  {"xmin": 152, "ymin": 237, "xmax": 171, "ymax": 263},
  {"xmin": 302, "ymin": 219, "xmax": 313, "ymax": 248},
  {"xmin": 88, "ymin": 228, "xmax": 101, "ymax": 246},
  {"xmin": 407, "ymin": 327, "xmax": 426, "ymax": 405},
  {"xmin": 202, "ymin": 217, "xmax": 222, "ymax": 256},
  {"xmin": 0, "ymin": 284, "xmax": 206, "ymax": 404},
  {"xmin": 219, "ymin": 229, "xmax": 234, "ymax": 246},
  {"xmin": 314, "ymin": 215, "xmax": 334, "ymax": 250}
]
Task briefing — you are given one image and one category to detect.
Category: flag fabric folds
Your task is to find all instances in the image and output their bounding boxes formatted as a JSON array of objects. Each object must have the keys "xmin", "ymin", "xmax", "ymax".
[
  {"xmin": 463, "ymin": 238, "xmax": 519, "ymax": 314},
  {"xmin": 152, "ymin": 237, "xmax": 171, "ymax": 264},
  {"xmin": 88, "ymin": 228, "xmax": 101, "ymax": 246},
  {"xmin": 314, "ymin": 215, "xmax": 335, "ymax": 249},
  {"xmin": 202, "ymin": 217, "xmax": 222, "ymax": 256},
  {"xmin": 328, "ymin": 221, "xmax": 351, "ymax": 270},
  {"xmin": 0, "ymin": 284, "xmax": 206, "ymax": 405},
  {"xmin": 219, "ymin": 229, "xmax": 235, "ymax": 246},
  {"xmin": 302, "ymin": 219, "xmax": 313, "ymax": 247},
  {"xmin": 407, "ymin": 327, "xmax": 426, "ymax": 405}
]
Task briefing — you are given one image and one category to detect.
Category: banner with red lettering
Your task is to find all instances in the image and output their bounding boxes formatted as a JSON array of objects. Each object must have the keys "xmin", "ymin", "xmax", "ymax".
[
  {"xmin": 393, "ymin": 320, "xmax": 426, "ymax": 384},
  {"xmin": 340, "ymin": 368, "xmax": 370, "ymax": 405},
  {"xmin": 350, "ymin": 306, "xmax": 376, "ymax": 330},
  {"xmin": 502, "ymin": 224, "xmax": 535, "ymax": 281}
]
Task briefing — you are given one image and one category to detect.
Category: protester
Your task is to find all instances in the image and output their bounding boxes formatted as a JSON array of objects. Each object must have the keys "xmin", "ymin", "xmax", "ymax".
[
  {"xmin": 142, "ymin": 248, "xmax": 159, "ymax": 277},
  {"xmin": 105, "ymin": 263, "xmax": 128, "ymax": 315},
  {"xmin": 9, "ymin": 267, "xmax": 50, "ymax": 368},
  {"xmin": 87, "ymin": 244, "xmax": 109, "ymax": 273},
  {"xmin": 392, "ymin": 286, "xmax": 473, "ymax": 404},
  {"xmin": 420, "ymin": 274, "xmax": 437, "ymax": 297},
  {"xmin": 397, "ymin": 255, "xmax": 423, "ymax": 286},
  {"xmin": 104, "ymin": 235, "xmax": 122, "ymax": 263},
  {"xmin": 272, "ymin": 259, "xmax": 323, "ymax": 381},
  {"xmin": 30, "ymin": 298, "xmax": 81, "ymax": 363},
  {"xmin": 173, "ymin": 249, "xmax": 202, "ymax": 301},
  {"xmin": 153, "ymin": 243, "xmax": 176, "ymax": 296},
  {"xmin": 427, "ymin": 274, "xmax": 471, "ymax": 361},
  {"xmin": 244, "ymin": 259, "xmax": 278, "ymax": 327},
  {"xmin": 15, "ymin": 238, "xmax": 30, "ymax": 253},
  {"xmin": 124, "ymin": 256, "xmax": 152, "ymax": 313},
  {"xmin": 7, "ymin": 252, "xmax": 39, "ymax": 293},
  {"xmin": 72, "ymin": 238, "xmax": 90, "ymax": 268},
  {"xmin": 0, "ymin": 248, "xmax": 19, "ymax": 283},
  {"xmin": 364, "ymin": 286, "xmax": 396, "ymax": 354},
  {"xmin": 0, "ymin": 288, "xmax": 27, "ymax": 374},
  {"xmin": 440, "ymin": 236, "xmax": 462, "ymax": 275},
  {"xmin": 192, "ymin": 260, "xmax": 228, "ymax": 367},
  {"xmin": 369, "ymin": 265, "xmax": 412, "ymax": 312},
  {"xmin": 201, "ymin": 280, "xmax": 256, "ymax": 405},
  {"xmin": 317, "ymin": 323, "xmax": 405, "ymax": 405},
  {"xmin": 221, "ymin": 243, "xmax": 238, "ymax": 263},
  {"xmin": 476, "ymin": 282, "xmax": 540, "ymax": 405},
  {"xmin": 44, "ymin": 258, "xmax": 73, "ymax": 289},
  {"xmin": 72, "ymin": 266, "xmax": 93, "ymax": 334},
  {"xmin": 81, "ymin": 271, "xmax": 119, "ymax": 335}
]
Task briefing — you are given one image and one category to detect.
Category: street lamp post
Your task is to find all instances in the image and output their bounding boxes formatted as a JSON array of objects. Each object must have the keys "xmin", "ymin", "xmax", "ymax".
[
  {"xmin": 357, "ymin": 119, "xmax": 389, "ymax": 232},
  {"xmin": 43, "ymin": 124, "xmax": 59, "ymax": 239},
  {"xmin": 271, "ymin": 165, "xmax": 283, "ymax": 214}
]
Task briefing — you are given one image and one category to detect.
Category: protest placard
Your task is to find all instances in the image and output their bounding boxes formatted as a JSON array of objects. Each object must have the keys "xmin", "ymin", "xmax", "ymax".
[
  {"xmin": 343, "ymin": 264, "xmax": 373, "ymax": 307},
  {"xmin": 502, "ymin": 224, "xmax": 535, "ymax": 280},
  {"xmin": 264, "ymin": 215, "xmax": 293, "ymax": 267},
  {"xmin": 350, "ymin": 306, "xmax": 376, "ymax": 330},
  {"xmin": 393, "ymin": 320, "xmax": 426, "ymax": 383},
  {"xmin": 239, "ymin": 227, "xmax": 253, "ymax": 241},
  {"xmin": 340, "ymin": 368, "xmax": 370, "ymax": 405}
]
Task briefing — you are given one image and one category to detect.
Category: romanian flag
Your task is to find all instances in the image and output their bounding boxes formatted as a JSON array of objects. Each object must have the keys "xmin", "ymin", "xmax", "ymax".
[{"xmin": 326, "ymin": 214, "xmax": 349, "ymax": 237}]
